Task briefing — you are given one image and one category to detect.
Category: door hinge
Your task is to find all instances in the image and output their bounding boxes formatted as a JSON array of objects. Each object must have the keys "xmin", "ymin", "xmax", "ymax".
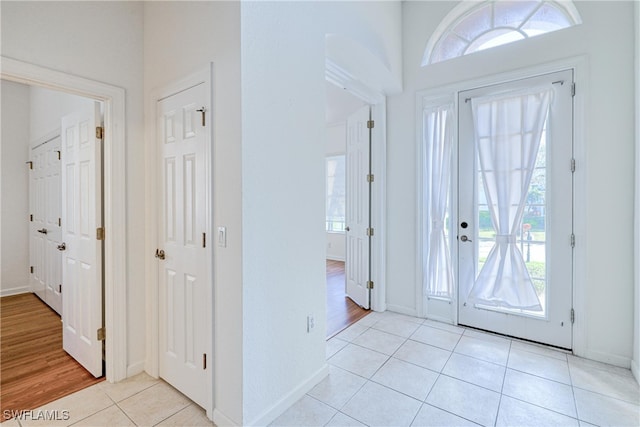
[
  {"xmin": 55, "ymin": 150, "xmax": 61, "ymax": 160},
  {"xmin": 570, "ymin": 308, "xmax": 575, "ymax": 324},
  {"xmin": 26, "ymin": 161, "xmax": 33, "ymax": 170},
  {"xmin": 367, "ymin": 174, "xmax": 375, "ymax": 183},
  {"xmin": 570, "ymin": 233, "xmax": 576, "ymax": 248},
  {"xmin": 97, "ymin": 327, "xmax": 106, "ymax": 341},
  {"xmin": 30, "ymin": 266, "xmax": 34, "ymax": 274},
  {"xmin": 30, "ymin": 214, "xmax": 33, "ymax": 222},
  {"xmin": 96, "ymin": 126, "xmax": 104, "ymax": 140},
  {"xmin": 58, "ymin": 284, "xmax": 62, "ymax": 293},
  {"xmin": 202, "ymin": 232, "xmax": 206, "ymax": 248},
  {"xmin": 203, "ymin": 353, "xmax": 207, "ymax": 370},
  {"xmin": 367, "ymin": 120, "xmax": 375, "ymax": 129},
  {"xmin": 96, "ymin": 227, "xmax": 105, "ymax": 240},
  {"xmin": 366, "ymin": 280, "xmax": 374, "ymax": 289},
  {"xmin": 570, "ymin": 158, "xmax": 576, "ymax": 173},
  {"xmin": 366, "ymin": 227, "xmax": 374, "ymax": 237},
  {"xmin": 571, "ymin": 82, "xmax": 576, "ymax": 97},
  {"xmin": 58, "ymin": 218, "xmax": 61, "ymax": 227}
]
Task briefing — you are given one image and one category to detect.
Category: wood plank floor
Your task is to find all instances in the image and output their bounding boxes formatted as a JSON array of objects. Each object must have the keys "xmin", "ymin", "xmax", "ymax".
[
  {"xmin": 326, "ymin": 260, "xmax": 369, "ymax": 338},
  {"xmin": 1, "ymin": 293, "xmax": 104, "ymax": 419}
]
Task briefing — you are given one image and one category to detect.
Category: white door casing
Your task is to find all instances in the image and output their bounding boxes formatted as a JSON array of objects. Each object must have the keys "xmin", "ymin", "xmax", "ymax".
[
  {"xmin": 61, "ymin": 103, "xmax": 104, "ymax": 377},
  {"xmin": 345, "ymin": 105, "xmax": 371, "ymax": 309},
  {"xmin": 457, "ymin": 70, "xmax": 574, "ymax": 349},
  {"xmin": 29, "ymin": 136, "xmax": 63, "ymax": 314},
  {"xmin": 157, "ymin": 82, "xmax": 209, "ymax": 409}
]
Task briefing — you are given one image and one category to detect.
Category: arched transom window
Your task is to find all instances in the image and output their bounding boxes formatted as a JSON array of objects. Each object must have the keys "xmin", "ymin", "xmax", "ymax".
[{"xmin": 423, "ymin": 1, "xmax": 582, "ymax": 65}]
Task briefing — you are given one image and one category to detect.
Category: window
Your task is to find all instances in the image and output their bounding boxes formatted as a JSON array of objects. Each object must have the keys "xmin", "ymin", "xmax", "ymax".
[
  {"xmin": 423, "ymin": 1, "xmax": 581, "ymax": 65},
  {"xmin": 326, "ymin": 155, "xmax": 346, "ymax": 232}
]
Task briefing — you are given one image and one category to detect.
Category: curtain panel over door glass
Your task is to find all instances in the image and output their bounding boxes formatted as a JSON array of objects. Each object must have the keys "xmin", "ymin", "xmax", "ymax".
[
  {"xmin": 423, "ymin": 103, "xmax": 455, "ymax": 299},
  {"xmin": 467, "ymin": 87, "xmax": 552, "ymax": 311}
]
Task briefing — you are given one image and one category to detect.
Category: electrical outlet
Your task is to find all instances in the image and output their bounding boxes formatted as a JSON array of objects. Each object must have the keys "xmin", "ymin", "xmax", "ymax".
[{"xmin": 307, "ymin": 314, "xmax": 315, "ymax": 333}]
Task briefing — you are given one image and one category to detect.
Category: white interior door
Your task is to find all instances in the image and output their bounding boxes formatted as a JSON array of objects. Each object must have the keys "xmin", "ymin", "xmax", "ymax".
[
  {"xmin": 457, "ymin": 70, "xmax": 574, "ymax": 348},
  {"xmin": 29, "ymin": 137, "xmax": 63, "ymax": 314},
  {"xmin": 61, "ymin": 103, "xmax": 104, "ymax": 377},
  {"xmin": 345, "ymin": 105, "xmax": 371, "ymax": 309},
  {"xmin": 157, "ymin": 82, "xmax": 209, "ymax": 408}
]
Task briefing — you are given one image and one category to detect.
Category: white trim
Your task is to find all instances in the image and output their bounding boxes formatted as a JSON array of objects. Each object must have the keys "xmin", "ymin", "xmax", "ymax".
[
  {"xmin": 0, "ymin": 56, "xmax": 128, "ymax": 383},
  {"xmin": 386, "ymin": 304, "xmax": 419, "ymax": 318},
  {"xmin": 326, "ymin": 255, "xmax": 345, "ymax": 262},
  {"xmin": 145, "ymin": 65, "xmax": 215, "ymax": 419},
  {"xmin": 0, "ymin": 287, "xmax": 30, "ymax": 297},
  {"xmin": 415, "ymin": 56, "xmax": 588, "ymax": 355},
  {"xmin": 246, "ymin": 364, "xmax": 329, "ymax": 427},
  {"xmin": 633, "ymin": 0, "xmax": 640, "ymax": 386},
  {"xmin": 213, "ymin": 409, "xmax": 239, "ymax": 427},
  {"xmin": 126, "ymin": 360, "xmax": 145, "ymax": 378}
]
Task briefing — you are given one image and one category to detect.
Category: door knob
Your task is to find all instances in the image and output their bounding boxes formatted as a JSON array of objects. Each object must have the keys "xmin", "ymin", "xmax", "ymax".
[
  {"xmin": 57, "ymin": 242, "xmax": 66, "ymax": 251},
  {"xmin": 345, "ymin": 226, "xmax": 350, "ymax": 232},
  {"xmin": 460, "ymin": 235, "xmax": 472, "ymax": 242},
  {"xmin": 155, "ymin": 249, "xmax": 166, "ymax": 260},
  {"xmin": 37, "ymin": 228, "xmax": 48, "ymax": 234}
]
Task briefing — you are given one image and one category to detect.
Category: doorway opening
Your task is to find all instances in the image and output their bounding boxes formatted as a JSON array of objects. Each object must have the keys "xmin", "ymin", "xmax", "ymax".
[
  {"xmin": 324, "ymin": 81, "xmax": 372, "ymax": 338},
  {"xmin": 0, "ymin": 80, "xmax": 106, "ymax": 417}
]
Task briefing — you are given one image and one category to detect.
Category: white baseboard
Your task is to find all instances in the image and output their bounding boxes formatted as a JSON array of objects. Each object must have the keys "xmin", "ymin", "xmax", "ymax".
[
  {"xmin": 126, "ymin": 361, "xmax": 145, "ymax": 378},
  {"xmin": 247, "ymin": 364, "xmax": 330, "ymax": 427},
  {"xmin": 385, "ymin": 304, "xmax": 419, "ymax": 318},
  {"xmin": 0, "ymin": 287, "xmax": 29, "ymax": 297},
  {"xmin": 632, "ymin": 357, "xmax": 640, "ymax": 386},
  {"xmin": 581, "ymin": 349, "xmax": 632, "ymax": 370},
  {"xmin": 213, "ymin": 408, "xmax": 240, "ymax": 427},
  {"xmin": 326, "ymin": 255, "xmax": 345, "ymax": 262}
]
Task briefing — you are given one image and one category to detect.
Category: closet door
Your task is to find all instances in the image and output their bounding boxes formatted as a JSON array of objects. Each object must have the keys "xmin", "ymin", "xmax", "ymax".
[{"xmin": 29, "ymin": 136, "xmax": 62, "ymax": 315}]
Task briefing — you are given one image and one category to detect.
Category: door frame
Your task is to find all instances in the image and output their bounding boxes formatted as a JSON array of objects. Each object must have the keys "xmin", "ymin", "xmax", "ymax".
[
  {"xmin": 326, "ymin": 60, "xmax": 387, "ymax": 312},
  {"xmin": 1, "ymin": 56, "xmax": 128, "ymax": 382},
  {"xmin": 416, "ymin": 56, "xmax": 588, "ymax": 357},
  {"xmin": 145, "ymin": 65, "xmax": 214, "ymax": 417}
]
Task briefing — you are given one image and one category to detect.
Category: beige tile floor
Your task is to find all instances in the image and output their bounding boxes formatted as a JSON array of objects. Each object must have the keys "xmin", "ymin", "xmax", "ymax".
[
  {"xmin": 273, "ymin": 311, "xmax": 640, "ymax": 427},
  {"xmin": 3, "ymin": 311, "xmax": 640, "ymax": 426},
  {"xmin": 1, "ymin": 373, "xmax": 213, "ymax": 427}
]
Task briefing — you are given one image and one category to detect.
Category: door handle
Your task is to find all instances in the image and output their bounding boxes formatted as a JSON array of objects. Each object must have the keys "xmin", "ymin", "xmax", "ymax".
[
  {"xmin": 155, "ymin": 249, "xmax": 166, "ymax": 260},
  {"xmin": 37, "ymin": 228, "xmax": 48, "ymax": 234},
  {"xmin": 57, "ymin": 242, "xmax": 66, "ymax": 251},
  {"xmin": 460, "ymin": 235, "xmax": 472, "ymax": 242},
  {"xmin": 345, "ymin": 226, "xmax": 350, "ymax": 232}
]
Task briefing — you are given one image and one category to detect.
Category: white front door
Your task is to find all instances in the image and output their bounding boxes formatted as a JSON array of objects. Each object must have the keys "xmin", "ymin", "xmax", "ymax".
[
  {"xmin": 61, "ymin": 103, "xmax": 104, "ymax": 377},
  {"xmin": 29, "ymin": 137, "xmax": 63, "ymax": 314},
  {"xmin": 157, "ymin": 82, "xmax": 210, "ymax": 408},
  {"xmin": 457, "ymin": 70, "xmax": 574, "ymax": 349},
  {"xmin": 345, "ymin": 105, "xmax": 371, "ymax": 309}
]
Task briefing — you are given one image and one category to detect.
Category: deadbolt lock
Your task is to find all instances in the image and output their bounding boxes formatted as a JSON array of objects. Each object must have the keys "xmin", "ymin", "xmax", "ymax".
[{"xmin": 155, "ymin": 249, "xmax": 166, "ymax": 260}]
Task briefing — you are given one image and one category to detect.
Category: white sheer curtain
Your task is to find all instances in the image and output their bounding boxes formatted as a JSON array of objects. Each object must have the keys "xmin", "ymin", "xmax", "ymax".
[
  {"xmin": 424, "ymin": 103, "xmax": 454, "ymax": 298},
  {"xmin": 467, "ymin": 87, "xmax": 552, "ymax": 311}
]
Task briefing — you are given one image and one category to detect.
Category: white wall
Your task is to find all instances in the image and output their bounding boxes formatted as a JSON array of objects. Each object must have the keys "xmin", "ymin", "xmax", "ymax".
[
  {"xmin": 1, "ymin": 1, "xmax": 146, "ymax": 374},
  {"xmin": 326, "ymin": 122, "xmax": 346, "ymax": 261},
  {"xmin": 143, "ymin": 2, "xmax": 243, "ymax": 424},
  {"xmin": 389, "ymin": 1, "xmax": 636, "ymax": 367},
  {"xmin": 240, "ymin": 1, "xmax": 401, "ymax": 424},
  {"xmin": 0, "ymin": 81, "xmax": 30, "ymax": 296},
  {"xmin": 30, "ymin": 86, "xmax": 95, "ymax": 144}
]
